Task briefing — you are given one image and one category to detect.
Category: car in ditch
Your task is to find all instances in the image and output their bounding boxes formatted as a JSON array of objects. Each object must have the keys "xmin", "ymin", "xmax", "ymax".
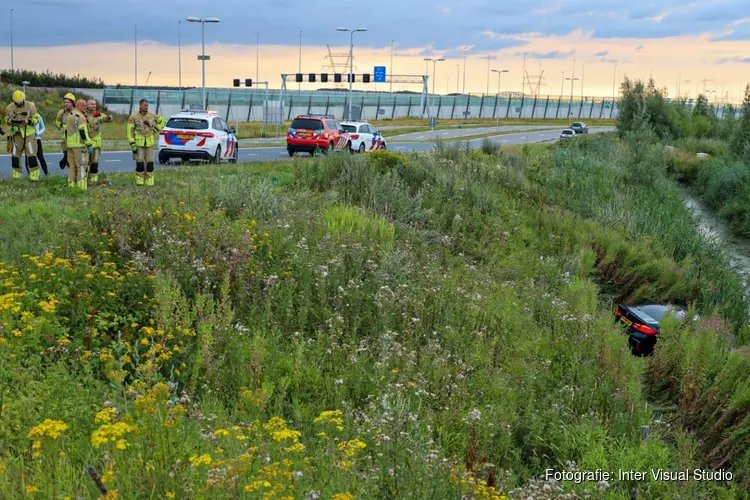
[{"xmin": 614, "ymin": 303, "xmax": 692, "ymax": 356}]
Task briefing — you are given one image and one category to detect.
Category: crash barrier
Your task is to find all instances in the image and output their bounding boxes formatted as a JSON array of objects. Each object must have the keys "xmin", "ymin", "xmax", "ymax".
[{"xmin": 64, "ymin": 87, "xmax": 741, "ymax": 124}]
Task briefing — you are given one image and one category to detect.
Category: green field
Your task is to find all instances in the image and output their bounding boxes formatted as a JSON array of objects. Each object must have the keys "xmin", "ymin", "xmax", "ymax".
[{"xmin": 0, "ymin": 131, "xmax": 748, "ymax": 498}]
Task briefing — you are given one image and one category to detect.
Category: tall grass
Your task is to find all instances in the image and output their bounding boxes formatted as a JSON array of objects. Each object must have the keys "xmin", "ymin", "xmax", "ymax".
[{"xmin": 0, "ymin": 139, "xmax": 747, "ymax": 497}]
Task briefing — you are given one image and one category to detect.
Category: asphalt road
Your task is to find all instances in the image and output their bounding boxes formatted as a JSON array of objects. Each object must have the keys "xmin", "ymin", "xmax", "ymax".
[
  {"xmin": 388, "ymin": 124, "xmax": 559, "ymax": 141},
  {"xmin": 0, "ymin": 127, "xmax": 613, "ymax": 179}
]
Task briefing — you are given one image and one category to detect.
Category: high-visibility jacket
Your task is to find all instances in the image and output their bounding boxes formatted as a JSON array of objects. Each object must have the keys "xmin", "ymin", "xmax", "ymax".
[
  {"xmin": 65, "ymin": 109, "xmax": 93, "ymax": 149},
  {"xmin": 5, "ymin": 101, "xmax": 39, "ymax": 137},
  {"xmin": 55, "ymin": 108, "xmax": 71, "ymax": 131},
  {"xmin": 127, "ymin": 111, "xmax": 165, "ymax": 148},
  {"xmin": 86, "ymin": 110, "xmax": 111, "ymax": 149}
]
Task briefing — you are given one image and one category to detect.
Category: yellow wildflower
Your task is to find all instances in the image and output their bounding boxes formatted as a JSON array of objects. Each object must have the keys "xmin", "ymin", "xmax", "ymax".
[
  {"xmin": 272, "ymin": 429, "xmax": 302, "ymax": 442},
  {"xmin": 166, "ymin": 493, "xmax": 176, "ymax": 499},
  {"xmin": 95, "ymin": 407, "xmax": 117, "ymax": 424},
  {"xmin": 332, "ymin": 493, "xmax": 354, "ymax": 500},
  {"xmin": 25, "ymin": 485, "xmax": 39, "ymax": 494},
  {"xmin": 100, "ymin": 490, "xmax": 119, "ymax": 500},
  {"xmin": 28, "ymin": 419, "xmax": 68, "ymax": 440},
  {"xmin": 338, "ymin": 438, "xmax": 367, "ymax": 457},
  {"xmin": 188, "ymin": 454, "xmax": 212, "ymax": 467},
  {"xmin": 91, "ymin": 422, "xmax": 136, "ymax": 448}
]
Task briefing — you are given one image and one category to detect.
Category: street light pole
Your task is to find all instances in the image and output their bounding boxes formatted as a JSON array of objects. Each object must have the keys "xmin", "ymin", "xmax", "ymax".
[
  {"xmin": 9, "ymin": 8, "xmax": 14, "ymax": 73},
  {"xmin": 337, "ymin": 27, "xmax": 367, "ymax": 120},
  {"xmin": 390, "ymin": 40, "xmax": 394, "ymax": 94},
  {"xmin": 456, "ymin": 64, "xmax": 459, "ymax": 93},
  {"xmin": 187, "ymin": 16, "xmax": 221, "ymax": 110},
  {"xmin": 178, "ymin": 20, "xmax": 182, "ymax": 90},
  {"xmin": 463, "ymin": 47, "xmax": 468, "ymax": 94},
  {"xmin": 612, "ymin": 64, "xmax": 617, "ymax": 100},
  {"xmin": 256, "ymin": 32, "xmax": 260, "ymax": 85},
  {"xmin": 134, "ymin": 24, "xmax": 138, "ymax": 90},
  {"xmin": 424, "ymin": 57, "xmax": 445, "ymax": 122}
]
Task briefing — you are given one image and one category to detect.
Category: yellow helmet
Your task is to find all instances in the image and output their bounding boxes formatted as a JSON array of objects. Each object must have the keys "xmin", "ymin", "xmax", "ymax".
[
  {"xmin": 63, "ymin": 92, "xmax": 76, "ymax": 103},
  {"xmin": 12, "ymin": 90, "xmax": 25, "ymax": 104}
]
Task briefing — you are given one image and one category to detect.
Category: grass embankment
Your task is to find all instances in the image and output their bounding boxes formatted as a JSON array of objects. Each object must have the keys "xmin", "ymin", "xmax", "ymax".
[{"xmin": 0, "ymin": 136, "xmax": 747, "ymax": 498}]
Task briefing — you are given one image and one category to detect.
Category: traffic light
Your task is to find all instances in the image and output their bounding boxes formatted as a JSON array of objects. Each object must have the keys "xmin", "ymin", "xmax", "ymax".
[
  {"xmin": 321, "ymin": 73, "xmax": 328, "ymax": 83},
  {"xmin": 347, "ymin": 73, "xmax": 355, "ymax": 83},
  {"xmin": 308, "ymin": 73, "xmax": 316, "ymax": 82},
  {"xmin": 334, "ymin": 73, "xmax": 342, "ymax": 83},
  {"xmin": 245, "ymin": 78, "xmax": 252, "ymax": 87},
  {"xmin": 233, "ymin": 79, "xmax": 240, "ymax": 87},
  {"xmin": 362, "ymin": 73, "xmax": 370, "ymax": 83},
  {"xmin": 295, "ymin": 73, "xmax": 303, "ymax": 82}
]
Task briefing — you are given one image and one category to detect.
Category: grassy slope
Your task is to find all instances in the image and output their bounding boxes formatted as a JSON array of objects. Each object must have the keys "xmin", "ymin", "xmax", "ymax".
[{"xmin": 0, "ymin": 137, "xmax": 747, "ymax": 498}]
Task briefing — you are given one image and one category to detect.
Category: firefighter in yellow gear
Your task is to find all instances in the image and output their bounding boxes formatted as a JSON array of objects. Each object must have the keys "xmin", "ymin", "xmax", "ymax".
[
  {"xmin": 5, "ymin": 90, "xmax": 41, "ymax": 181},
  {"xmin": 55, "ymin": 92, "xmax": 76, "ymax": 171},
  {"xmin": 65, "ymin": 99, "xmax": 94, "ymax": 189},
  {"xmin": 127, "ymin": 98, "xmax": 165, "ymax": 186},
  {"xmin": 85, "ymin": 99, "xmax": 113, "ymax": 184}
]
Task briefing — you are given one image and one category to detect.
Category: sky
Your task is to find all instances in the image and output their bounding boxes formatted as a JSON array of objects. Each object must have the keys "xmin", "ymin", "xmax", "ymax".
[{"xmin": 1, "ymin": 0, "xmax": 749, "ymax": 100}]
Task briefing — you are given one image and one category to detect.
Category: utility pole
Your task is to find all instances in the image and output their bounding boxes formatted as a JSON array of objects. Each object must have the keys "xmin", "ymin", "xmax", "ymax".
[
  {"xmin": 424, "ymin": 57, "xmax": 445, "ymax": 123},
  {"xmin": 581, "ymin": 64, "xmax": 584, "ymax": 99},
  {"xmin": 486, "ymin": 54, "xmax": 491, "ymax": 95},
  {"xmin": 521, "ymin": 52, "xmax": 526, "ymax": 94},
  {"xmin": 298, "ymin": 31, "xmax": 302, "ymax": 91},
  {"xmin": 612, "ymin": 64, "xmax": 617, "ymax": 100},
  {"xmin": 256, "ymin": 33, "xmax": 260, "ymax": 86},
  {"xmin": 456, "ymin": 64, "xmax": 460, "ymax": 93},
  {"xmin": 561, "ymin": 71, "xmax": 564, "ymax": 96}
]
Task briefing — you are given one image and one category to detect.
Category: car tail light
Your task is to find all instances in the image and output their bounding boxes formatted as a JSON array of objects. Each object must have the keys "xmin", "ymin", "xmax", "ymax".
[
  {"xmin": 197, "ymin": 132, "xmax": 215, "ymax": 138},
  {"xmin": 615, "ymin": 308, "xmax": 623, "ymax": 317},
  {"xmin": 350, "ymin": 134, "xmax": 359, "ymax": 139},
  {"xmin": 632, "ymin": 323, "xmax": 657, "ymax": 335}
]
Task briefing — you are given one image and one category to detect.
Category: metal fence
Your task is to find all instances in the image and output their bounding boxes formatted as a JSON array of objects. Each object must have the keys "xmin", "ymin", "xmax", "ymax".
[{"xmin": 65, "ymin": 87, "xmax": 740, "ymax": 123}]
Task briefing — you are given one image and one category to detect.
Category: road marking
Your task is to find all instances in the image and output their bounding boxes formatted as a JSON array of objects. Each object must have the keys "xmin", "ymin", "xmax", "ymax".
[
  {"xmin": 415, "ymin": 136, "xmax": 424, "ymax": 139},
  {"xmin": 105, "ymin": 160, "xmax": 122, "ymax": 163}
]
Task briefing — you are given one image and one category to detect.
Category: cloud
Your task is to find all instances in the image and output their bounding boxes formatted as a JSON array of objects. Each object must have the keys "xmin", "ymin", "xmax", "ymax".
[
  {"xmin": 635, "ymin": 45, "xmax": 645, "ymax": 50},
  {"xmin": 516, "ymin": 50, "xmax": 575, "ymax": 59},
  {"xmin": 0, "ymin": 0, "xmax": 749, "ymax": 51},
  {"xmin": 594, "ymin": 50, "xmax": 609, "ymax": 56},
  {"xmin": 718, "ymin": 56, "xmax": 750, "ymax": 64}
]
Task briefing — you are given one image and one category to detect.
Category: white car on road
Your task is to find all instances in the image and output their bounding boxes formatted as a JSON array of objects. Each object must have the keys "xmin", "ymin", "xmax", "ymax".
[
  {"xmin": 340, "ymin": 121, "xmax": 387, "ymax": 153},
  {"xmin": 158, "ymin": 109, "xmax": 239, "ymax": 164}
]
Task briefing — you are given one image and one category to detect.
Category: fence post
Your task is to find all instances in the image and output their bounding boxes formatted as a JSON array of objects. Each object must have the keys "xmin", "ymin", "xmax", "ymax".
[
  {"xmin": 406, "ymin": 96, "xmax": 413, "ymax": 118},
  {"xmin": 436, "ymin": 95, "xmax": 443, "ymax": 119},
  {"xmin": 450, "ymin": 95, "xmax": 456, "ymax": 119},
  {"xmin": 543, "ymin": 96, "xmax": 550, "ymax": 118},
  {"xmin": 287, "ymin": 94, "xmax": 294, "ymax": 120},
  {"xmin": 226, "ymin": 90, "xmax": 232, "ymax": 120},
  {"xmin": 492, "ymin": 94, "xmax": 499, "ymax": 119},
  {"xmin": 530, "ymin": 95, "xmax": 538, "ymax": 118},
  {"xmin": 391, "ymin": 94, "xmax": 397, "ymax": 119},
  {"xmin": 307, "ymin": 95, "xmax": 312, "ymax": 115},
  {"xmin": 505, "ymin": 95, "xmax": 512, "ymax": 118},
  {"xmin": 478, "ymin": 94, "xmax": 485, "ymax": 118},
  {"xmin": 180, "ymin": 90, "xmax": 186, "ymax": 109},
  {"xmin": 464, "ymin": 95, "xmax": 471, "ymax": 118},
  {"xmin": 156, "ymin": 90, "xmax": 161, "ymax": 115},
  {"xmin": 555, "ymin": 97, "xmax": 562, "ymax": 118},
  {"xmin": 324, "ymin": 96, "xmax": 330, "ymax": 116},
  {"xmin": 518, "ymin": 94, "xmax": 525, "ymax": 118},
  {"xmin": 247, "ymin": 92, "xmax": 254, "ymax": 122},
  {"xmin": 128, "ymin": 87, "xmax": 135, "ymax": 115},
  {"xmin": 609, "ymin": 99, "xmax": 615, "ymax": 119}
]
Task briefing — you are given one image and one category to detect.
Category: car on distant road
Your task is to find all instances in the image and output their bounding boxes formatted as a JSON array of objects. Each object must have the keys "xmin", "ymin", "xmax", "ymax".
[
  {"xmin": 286, "ymin": 114, "xmax": 353, "ymax": 156},
  {"xmin": 570, "ymin": 122, "xmax": 588, "ymax": 134},
  {"xmin": 560, "ymin": 129, "xmax": 576, "ymax": 140},
  {"xmin": 340, "ymin": 121, "xmax": 387, "ymax": 153},
  {"xmin": 158, "ymin": 109, "xmax": 238, "ymax": 164},
  {"xmin": 614, "ymin": 303, "xmax": 691, "ymax": 356}
]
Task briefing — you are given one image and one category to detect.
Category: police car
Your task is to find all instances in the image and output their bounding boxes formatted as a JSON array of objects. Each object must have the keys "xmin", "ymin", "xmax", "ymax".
[
  {"xmin": 158, "ymin": 109, "xmax": 239, "ymax": 164},
  {"xmin": 340, "ymin": 121, "xmax": 387, "ymax": 153}
]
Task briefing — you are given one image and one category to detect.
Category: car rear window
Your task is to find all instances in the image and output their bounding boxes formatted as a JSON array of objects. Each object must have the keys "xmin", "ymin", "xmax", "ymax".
[
  {"xmin": 167, "ymin": 118, "xmax": 208, "ymax": 130},
  {"xmin": 291, "ymin": 119, "xmax": 324, "ymax": 130},
  {"xmin": 636, "ymin": 305, "xmax": 672, "ymax": 322},
  {"xmin": 166, "ymin": 118, "xmax": 208, "ymax": 130},
  {"xmin": 341, "ymin": 124, "xmax": 357, "ymax": 133}
]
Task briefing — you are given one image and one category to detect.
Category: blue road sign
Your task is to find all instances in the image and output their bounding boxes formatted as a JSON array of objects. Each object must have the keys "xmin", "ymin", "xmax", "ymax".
[{"xmin": 374, "ymin": 66, "xmax": 386, "ymax": 83}]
